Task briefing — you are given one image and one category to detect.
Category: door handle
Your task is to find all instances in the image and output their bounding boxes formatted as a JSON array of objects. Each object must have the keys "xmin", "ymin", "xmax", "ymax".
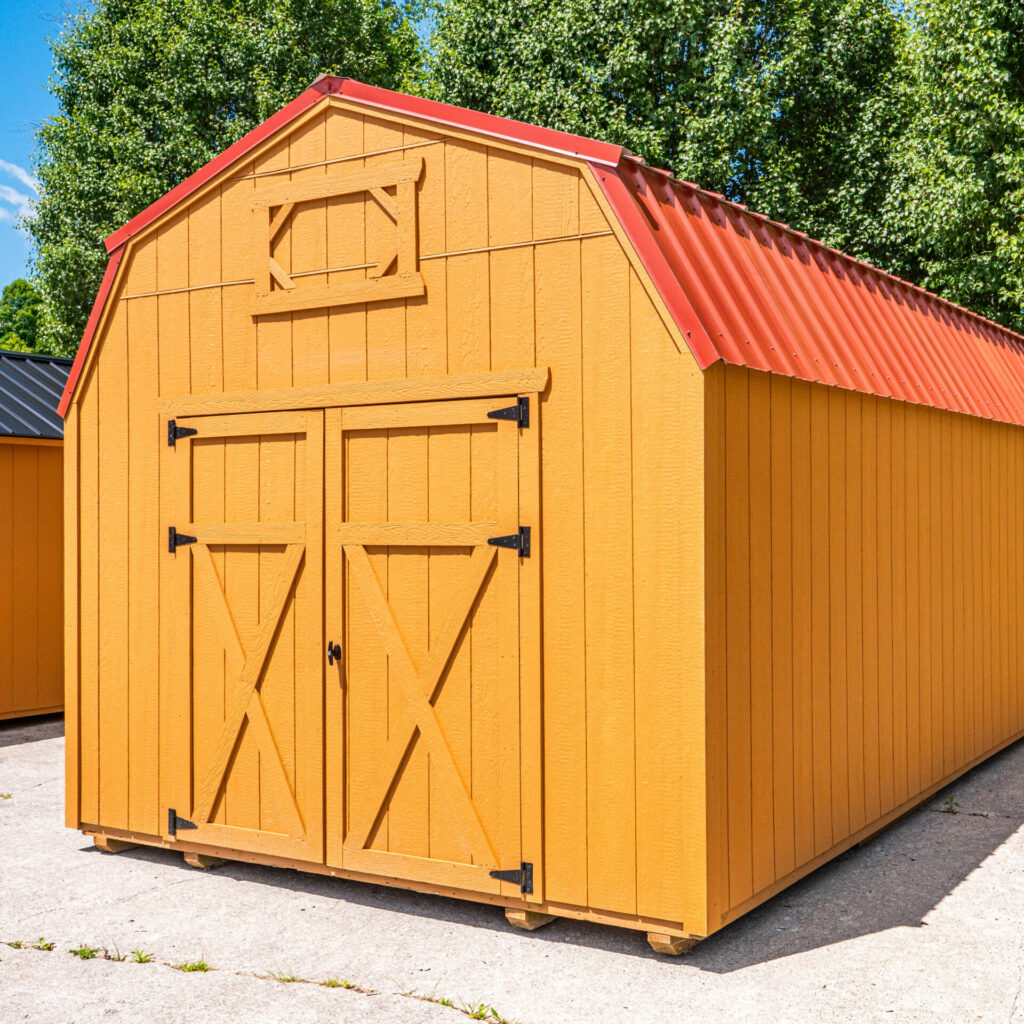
[{"xmin": 327, "ymin": 641, "xmax": 341, "ymax": 666}]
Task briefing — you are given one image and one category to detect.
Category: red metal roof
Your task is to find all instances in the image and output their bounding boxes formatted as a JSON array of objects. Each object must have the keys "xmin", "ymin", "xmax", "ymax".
[
  {"xmin": 595, "ymin": 156, "xmax": 1024, "ymax": 426},
  {"xmin": 62, "ymin": 78, "xmax": 1024, "ymax": 428}
]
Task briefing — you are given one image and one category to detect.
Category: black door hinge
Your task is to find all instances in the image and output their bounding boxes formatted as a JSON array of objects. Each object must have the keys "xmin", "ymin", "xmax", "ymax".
[
  {"xmin": 167, "ymin": 809, "xmax": 198, "ymax": 836},
  {"xmin": 167, "ymin": 419, "xmax": 198, "ymax": 447},
  {"xmin": 489, "ymin": 862, "xmax": 533, "ymax": 894},
  {"xmin": 168, "ymin": 527, "xmax": 197, "ymax": 553},
  {"xmin": 487, "ymin": 396, "xmax": 529, "ymax": 428},
  {"xmin": 488, "ymin": 525, "xmax": 530, "ymax": 558}
]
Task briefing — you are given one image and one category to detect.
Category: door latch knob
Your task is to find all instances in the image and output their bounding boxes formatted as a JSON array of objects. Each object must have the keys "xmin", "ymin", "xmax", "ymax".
[{"xmin": 327, "ymin": 641, "xmax": 341, "ymax": 666}]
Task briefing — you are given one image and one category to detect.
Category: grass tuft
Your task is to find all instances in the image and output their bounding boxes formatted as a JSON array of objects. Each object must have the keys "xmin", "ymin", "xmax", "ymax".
[
  {"xmin": 175, "ymin": 958, "xmax": 212, "ymax": 972},
  {"xmin": 5, "ymin": 940, "xmax": 24, "ymax": 949},
  {"xmin": 130, "ymin": 949, "xmax": 154, "ymax": 963},
  {"xmin": 0, "ymin": 793, "xmax": 11, "ymax": 799},
  {"xmin": 33, "ymin": 939, "xmax": 55, "ymax": 951},
  {"xmin": 320, "ymin": 977, "xmax": 375, "ymax": 993},
  {"xmin": 70, "ymin": 945, "xmax": 100, "ymax": 960},
  {"xmin": 269, "ymin": 970, "xmax": 307, "ymax": 983}
]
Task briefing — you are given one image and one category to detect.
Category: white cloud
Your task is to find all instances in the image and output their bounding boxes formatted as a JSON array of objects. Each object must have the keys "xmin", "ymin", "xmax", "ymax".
[
  {"xmin": 0, "ymin": 164, "xmax": 36, "ymax": 239},
  {"xmin": 0, "ymin": 173, "xmax": 34, "ymax": 231},
  {"xmin": 0, "ymin": 159, "xmax": 38, "ymax": 193}
]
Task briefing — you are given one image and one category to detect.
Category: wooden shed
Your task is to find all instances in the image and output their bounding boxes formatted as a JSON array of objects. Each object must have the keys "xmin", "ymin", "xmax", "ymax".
[
  {"xmin": 1, "ymin": 349, "xmax": 69, "ymax": 720},
  {"xmin": 61, "ymin": 77, "xmax": 1024, "ymax": 953}
]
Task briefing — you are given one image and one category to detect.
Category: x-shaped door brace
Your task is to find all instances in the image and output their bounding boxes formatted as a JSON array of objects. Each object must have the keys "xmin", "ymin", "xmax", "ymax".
[
  {"xmin": 343, "ymin": 543, "xmax": 500, "ymax": 868},
  {"xmin": 192, "ymin": 542, "xmax": 306, "ymax": 835}
]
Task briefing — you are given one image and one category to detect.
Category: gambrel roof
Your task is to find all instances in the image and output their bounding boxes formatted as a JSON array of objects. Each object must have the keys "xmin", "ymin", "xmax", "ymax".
[{"xmin": 61, "ymin": 77, "xmax": 1024, "ymax": 427}]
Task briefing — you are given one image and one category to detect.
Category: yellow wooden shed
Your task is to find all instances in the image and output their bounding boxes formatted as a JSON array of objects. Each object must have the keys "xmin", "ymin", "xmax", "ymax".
[
  {"xmin": 1, "ymin": 350, "xmax": 69, "ymax": 721},
  {"xmin": 61, "ymin": 78, "xmax": 1024, "ymax": 953}
]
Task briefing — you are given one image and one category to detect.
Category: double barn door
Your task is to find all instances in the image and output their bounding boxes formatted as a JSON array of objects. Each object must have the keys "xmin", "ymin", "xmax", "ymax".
[{"xmin": 161, "ymin": 396, "xmax": 538, "ymax": 899}]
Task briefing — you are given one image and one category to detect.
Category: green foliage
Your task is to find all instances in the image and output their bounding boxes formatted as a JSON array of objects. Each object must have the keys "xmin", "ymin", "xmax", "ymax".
[
  {"xmin": 29, "ymin": 0, "xmax": 423, "ymax": 355},
  {"xmin": 130, "ymin": 949, "xmax": 154, "ymax": 963},
  {"xmin": 884, "ymin": 0, "xmax": 1024, "ymax": 330},
  {"xmin": 32, "ymin": 939, "xmax": 55, "ymax": 951},
  {"xmin": 69, "ymin": 945, "xmax": 100, "ymax": 960},
  {"xmin": 425, "ymin": 0, "xmax": 905, "ymax": 265},
  {"xmin": 0, "ymin": 279, "xmax": 43, "ymax": 353}
]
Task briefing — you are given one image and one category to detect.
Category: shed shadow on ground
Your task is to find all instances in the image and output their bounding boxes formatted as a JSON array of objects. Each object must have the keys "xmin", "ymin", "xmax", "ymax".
[
  {"xmin": 88, "ymin": 735, "xmax": 1024, "ymax": 973},
  {"xmin": 0, "ymin": 713, "xmax": 64, "ymax": 749}
]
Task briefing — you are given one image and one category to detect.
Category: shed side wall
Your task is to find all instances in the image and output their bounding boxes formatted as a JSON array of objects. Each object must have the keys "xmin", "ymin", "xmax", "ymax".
[
  {"xmin": 705, "ymin": 361, "xmax": 1024, "ymax": 928},
  {"xmin": 68, "ymin": 101, "xmax": 709, "ymax": 932},
  {"xmin": 0, "ymin": 439, "xmax": 63, "ymax": 719}
]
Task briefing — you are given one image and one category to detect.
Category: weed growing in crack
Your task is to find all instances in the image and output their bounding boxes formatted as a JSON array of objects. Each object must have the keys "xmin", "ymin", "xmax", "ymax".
[
  {"xmin": 320, "ymin": 978, "xmax": 375, "ymax": 993},
  {"xmin": 175, "ymin": 959, "xmax": 212, "ymax": 972},
  {"xmin": 269, "ymin": 970, "xmax": 307, "ymax": 983},
  {"xmin": 942, "ymin": 793, "xmax": 961, "ymax": 814},
  {"xmin": 130, "ymin": 949, "xmax": 154, "ymax": 963},
  {"xmin": 459, "ymin": 1000, "xmax": 517, "ymax": 1023},
  {"xmin": 4, "ymin": 941, "xmax": 24, "ymax": 949},
  {"xmin": 0, "ymin": 793, "xmax": 11, "ymax": 800},
  {"xmin": 32, "ymin": 939, "xmax": 54, "ymax": 951},
  {"xmin": 70, "ymin": 945, "xmax": 100, "ymax": 960}
]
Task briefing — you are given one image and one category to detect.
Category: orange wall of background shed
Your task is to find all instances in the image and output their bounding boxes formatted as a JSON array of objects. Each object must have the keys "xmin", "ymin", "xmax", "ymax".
[{"xmin": 0, "ymin": 439, "xmax": 63, "ymax": 719}]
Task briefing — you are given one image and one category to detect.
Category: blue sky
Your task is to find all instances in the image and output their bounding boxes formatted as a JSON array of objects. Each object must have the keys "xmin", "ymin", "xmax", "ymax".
[{"xmin": 0, "ymin": 1, "xmax": 81, "ymax": 288}]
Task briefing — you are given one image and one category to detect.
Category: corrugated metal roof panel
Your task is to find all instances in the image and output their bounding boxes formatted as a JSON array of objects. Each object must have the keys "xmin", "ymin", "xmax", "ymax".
[
  {"xmin": 600, "ymin": 157, "xmax": 1024, "ymax": 427},
  {"xmin": 0, "ymin": 350, "xmax": 72, "ymax": 439}
]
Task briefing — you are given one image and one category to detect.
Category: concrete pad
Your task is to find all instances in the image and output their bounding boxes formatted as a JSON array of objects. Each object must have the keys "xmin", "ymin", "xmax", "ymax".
[{"xmin": 3, "ymin": 713, "xmax": 1024, "ymax": 1023}]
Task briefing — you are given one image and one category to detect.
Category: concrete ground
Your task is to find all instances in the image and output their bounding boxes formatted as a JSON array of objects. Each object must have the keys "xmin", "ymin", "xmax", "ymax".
[{"xmin": 2, "ymin": 718, "xmax": 1024, "ymax": 1024}]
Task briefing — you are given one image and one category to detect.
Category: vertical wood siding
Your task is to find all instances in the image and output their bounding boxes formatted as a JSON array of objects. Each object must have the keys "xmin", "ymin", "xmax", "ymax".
[
  {"xmin": 0, "ymin": 440, "xmax": 63, "ymax": 719},
  {"xmin": 68, "ymin": 102, "xmax": 708, "ymax": 931},
  {"xmin": 706, "ymin": 362, "xmax": 1024, "ymax": 926}
]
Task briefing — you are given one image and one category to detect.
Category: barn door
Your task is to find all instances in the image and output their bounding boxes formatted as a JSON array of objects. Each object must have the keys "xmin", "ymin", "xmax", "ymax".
[
  {"xmin": 161, "ymin": 410, "xmax": 323, "ymax": 862},
  {"xmin": 325, "ymin": 397, "xmax": 536, "ymax": 898}
]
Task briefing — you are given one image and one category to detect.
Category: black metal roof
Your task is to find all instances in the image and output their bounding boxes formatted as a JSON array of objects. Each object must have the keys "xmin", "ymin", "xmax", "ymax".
[{"xmin": 0, "ymin": 350, "xmax": 73, "ymax": 440}]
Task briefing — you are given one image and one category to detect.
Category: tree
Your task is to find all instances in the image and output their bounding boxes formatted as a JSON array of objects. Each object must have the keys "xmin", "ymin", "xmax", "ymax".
[
  {"xmin": 425, "ymin": 0, "xmax": 906, "ymax": 265},
  {"xmin": 884, "ymin": 0, "xmax": 1024, "ymax": 331},
  {"xmin": 0, "ymin": 279, "xmax": 43, "ymax": 353},
  {"xmin": 29, "ymin": 0, "xmax": 423, "ymax": 355}
]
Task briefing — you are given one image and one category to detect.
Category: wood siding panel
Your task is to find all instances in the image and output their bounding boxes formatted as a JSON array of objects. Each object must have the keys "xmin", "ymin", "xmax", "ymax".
[
  {"xmin": 581, "ymin": 232, "xmax": 635, "ymax": 916},
  {"xmin": 707, "ymin": 364, "xmax": 1024, "ymax": 925},
  {"xmin": 629, "ymin": 270, "xmax": 706, "ymax": 929}
]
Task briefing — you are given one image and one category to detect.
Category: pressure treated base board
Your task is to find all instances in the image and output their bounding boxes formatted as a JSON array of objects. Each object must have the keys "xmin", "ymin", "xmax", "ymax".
[
  {"xmin": 78, "ymin": 825, "xmax": 706, "ymax": 946},
  {"xmin": 0, "ymin": 705, "xmax": 63, "ymax": 722}
]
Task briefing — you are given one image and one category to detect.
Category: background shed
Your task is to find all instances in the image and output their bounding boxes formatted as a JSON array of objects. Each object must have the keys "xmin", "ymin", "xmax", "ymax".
[
  {"xmin": 0, "ymin": 349, "xmax": 70, "ymax": 720},
  {"xmin": 60, "ymin": 77, "xmax": 1024, "ymax": 952}
]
